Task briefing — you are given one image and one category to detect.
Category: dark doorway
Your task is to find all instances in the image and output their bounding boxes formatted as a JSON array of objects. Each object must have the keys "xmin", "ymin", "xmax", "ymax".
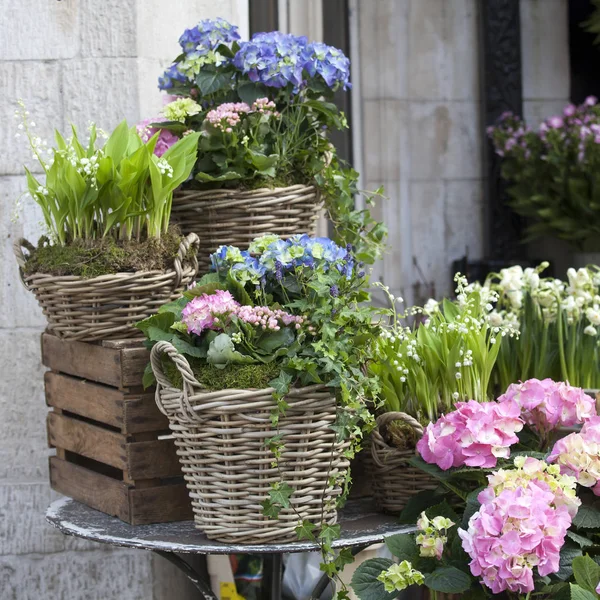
[{"xmin": 569, "ymin": 0, "xmax": 600, "ymax": 103}]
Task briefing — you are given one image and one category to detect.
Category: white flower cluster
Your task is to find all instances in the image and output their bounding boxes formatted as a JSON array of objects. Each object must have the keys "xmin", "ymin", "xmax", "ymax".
[{"xmin": 156, "ymin": 157, "xmax": 174, "ymax": 178}]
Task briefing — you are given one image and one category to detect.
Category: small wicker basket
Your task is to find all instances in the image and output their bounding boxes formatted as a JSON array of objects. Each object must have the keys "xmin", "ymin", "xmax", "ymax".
[
  {"xmin": 170, "ymin": 184, "xmax": 322, "ymax": 273},
  {"xmin": 150, "ymin": 340, "xmax": 350, "ymax": 544},
  {"xmin": 14, "ymin": 233, "xmax": 199, "ymax": 342},
  {"xmin": 371, "ymin": 412, "xmax": 437, "ymax": 515}
]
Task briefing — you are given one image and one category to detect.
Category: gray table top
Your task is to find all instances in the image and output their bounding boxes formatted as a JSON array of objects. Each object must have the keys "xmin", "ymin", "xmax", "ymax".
[{"xmin": 46, "ymin": 497, "xmax": 414, "ymax": 555}]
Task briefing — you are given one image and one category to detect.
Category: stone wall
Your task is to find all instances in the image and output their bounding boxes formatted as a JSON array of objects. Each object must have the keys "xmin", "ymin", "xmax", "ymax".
[
  {"xmin": 0, "ymin": 2, "xmax": 246, "ymax": 598},
  {"xmin": 353, "ymin": 0, "xmax": 483, "ymax": 305}
]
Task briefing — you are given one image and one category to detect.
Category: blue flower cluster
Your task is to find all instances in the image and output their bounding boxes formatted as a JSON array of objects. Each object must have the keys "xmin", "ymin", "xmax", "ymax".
[
  {"xmin": 158, "ymin": 63, "xmax": 188, "ymax": 90},
  {"xmin": 210, "ymin": 235, "xmax": 354, "ymax": 284},
  {"xmin": 179, "ymin": 17, "xmax": 240, "ymax": 54},
  {"xmin": 233, "ymin": 32, "xmax": 351, "ymax": 91}
]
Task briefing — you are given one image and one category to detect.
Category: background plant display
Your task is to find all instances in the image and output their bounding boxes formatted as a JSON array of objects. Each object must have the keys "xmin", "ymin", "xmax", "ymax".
[
  {"xmin": 487, "ymin": 263, "xmax": 600, "ymax": 391},
  {"xmin": 144, "ymin": 18, "xmax": 386, "ymax": 263},
  {"xmin": 488, "ymin": 97, "xmax": 600, "ymax": 249},
  {"xmin": 15, "ymin": 101, "xmax": 200, "ymax": 276},
  {"xmin": 352, "ymin": 379, "xmax": 600, "ymax": 600}
]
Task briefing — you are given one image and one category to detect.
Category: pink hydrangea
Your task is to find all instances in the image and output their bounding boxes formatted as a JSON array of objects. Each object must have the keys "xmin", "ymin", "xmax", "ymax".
[
  {"xmin": 181, "ymin": 290, "xmax": 240, "ymax": 335},
  {"xmin": 498, "ymin": 378, "xmax": 596, "ymax": 434},
  {"xmin": 136, "ymin": 118, "xmax": 180, "ymax": 157},
  {"xmin": 548, "ymin": 416, "xmax": 600, "ymax": 495},
  {"xmin": 459, "ymin": 476, "xmax": 574, "ymax": 595},
  {"xmin": 416, "ymin": 400, "xmax": 523, "ymax": 470}
]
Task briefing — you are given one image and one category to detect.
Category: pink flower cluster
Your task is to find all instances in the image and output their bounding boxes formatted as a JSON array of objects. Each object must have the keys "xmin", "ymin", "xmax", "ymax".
[
  {"xmin": 498, "ymin": 378, "xmax": 596, "ymax": 434},
  {"xmin": 136, "ymin": 118, "xmax": 180, "ymax": 157},
  {"xmin": 181, "ymin": 290, "xmax": 240, "ymax": 334},
  {"xmin": 459, "ymin": 459, "xmax": 577, "ymax": 595},
  {"xmin": 416, "ymin": 400, "xmax": 523, "ymax": 470},
  {"xmin": 205, "ymin": 102, "xmax": 250, "ymax": 132},
  {"xmin": 548, "ymin": 416, "xmax": 600, "ymax": 495},
  {"xmin": 252, "ymin": 97, "xmax": 278, "ymax": 114},
  {"xmin": 236, "ymin": 305, "xmax": 303, "ymax": 331}
]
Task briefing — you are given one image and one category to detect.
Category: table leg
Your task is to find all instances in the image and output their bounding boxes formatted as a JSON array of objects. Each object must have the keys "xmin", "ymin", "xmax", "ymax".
[
  {"xmin": 154, "ymin": 550, "xmax": 218, "ymax": 600},
  {"xmin": 261, "ymin": 553, "xmax": 283, "ymax": 600}
]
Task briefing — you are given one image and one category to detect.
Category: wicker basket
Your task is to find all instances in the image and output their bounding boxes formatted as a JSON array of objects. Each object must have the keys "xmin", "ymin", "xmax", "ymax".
[
  {"xmin": 14, "ymin": 233, "xmax": 199, "ymax": 342},
  {"xmin": 371, "ymin": 412, "xmax": 437, "ymax": 515},
  {"xmin": 170, "ymin": 184, "xmax": 323, "ymax": 273},
  {"xmin": 150, "ymin": 340, "xmax": 350, "ymax": 543}
]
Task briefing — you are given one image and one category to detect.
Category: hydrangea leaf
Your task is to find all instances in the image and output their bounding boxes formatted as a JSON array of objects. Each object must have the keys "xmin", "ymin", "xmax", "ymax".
[
  {"xmin": 569, "ymin": 583, "xmax": 598, "ymax": 600},
  {"xmin": 572, "ymin": 555, "xmax": 600, "ymax": 594},
  {"xmin": 383, "ymin": 533, "xmax": 418, "ymax": 561},
  {"xmin": 423, "ymin": 567, "xmax": 472, "ymax": 594},
  {"xmin": 557, "ymin": 544, "xmax": 583, "ymax": 580},
  {"xmin": 567, "ymin": 531, "xmax": 595, "ymax": 548},
  {"xmin": 350, "ymin": 558, "xmax": 396, "ymax": 600},
  {"xmin": 573, "ymin": 505, "xmax": 600, "ymax": 529},
  {"xmin": 195, "ymin": 70, "xmax": 232, "ymax": 96}
]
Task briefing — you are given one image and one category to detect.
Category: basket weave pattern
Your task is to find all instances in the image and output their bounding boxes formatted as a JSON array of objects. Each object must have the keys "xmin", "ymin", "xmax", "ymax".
[
  {"xmin": 371, "ymin": 412, "xmax": 437, "ymax": 515},
  {"xmin": 151, "ymin": 341, "xmax": 350, "ymax": 543},
  {"xmin": 171, "ymin": 184, "xmax": 322, "ymax": 272},
  {"xmin": 14, "ymin": 233, "xmax": 199, "ymax": 342}
]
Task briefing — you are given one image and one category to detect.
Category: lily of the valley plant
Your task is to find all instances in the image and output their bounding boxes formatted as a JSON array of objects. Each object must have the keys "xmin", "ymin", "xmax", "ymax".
[{"xmin": 352, "ymin": 378, "xmax": 600, "ymax": 600}]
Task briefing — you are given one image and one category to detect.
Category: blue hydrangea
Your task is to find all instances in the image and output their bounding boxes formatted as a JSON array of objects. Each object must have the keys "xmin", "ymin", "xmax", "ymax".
[
  {"xmin": 210, "ymin": 245, "xmax": 248, "ymax": 273},
  {"xmin": 179, "ymin": 18, "xmax": 240, "ymax": 54},
  {"xmin": 233, "ymin": 31, "xmax": 308, "ymax": 89},
  {"xmin": 302, "ymin": 42, "xmax": 351, "ymax": 90},
  {"xmin": 158, "ymin": 63, "xmax": 188, "ymax": 90}
]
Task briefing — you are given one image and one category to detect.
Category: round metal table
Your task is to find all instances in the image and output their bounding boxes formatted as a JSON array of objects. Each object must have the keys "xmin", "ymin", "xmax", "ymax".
[{"xmin": 46, "ymin": 497, "xmax": 414, "ymax": 600}]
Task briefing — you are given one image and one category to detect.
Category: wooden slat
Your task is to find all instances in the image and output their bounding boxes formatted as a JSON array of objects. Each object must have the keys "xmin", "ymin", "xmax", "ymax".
[
  {"xmin": 50, "ymin": 457, "xmax": 131, "ymax": 522},
  {"xmin": 45, "ymin": 371, "xmax": 166, "ymax": 433},
  {"xmin": 47, "ymin": 412, "xmax": 127, "ymax": 470},
  {"xmin": 126, "ymin": 440, "xmax": 182, "ymax": 480},
  {"xmin": 129, "ymin": 484, "xmax": 193, "ymax": 525},
  {"xmin": 41, "ymin": 333, "xmax": 149, "ymax": 388}
]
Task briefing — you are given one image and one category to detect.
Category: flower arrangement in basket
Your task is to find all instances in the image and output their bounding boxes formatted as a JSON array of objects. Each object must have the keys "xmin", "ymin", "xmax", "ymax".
[
  {"xmin": 12, "ymin": 102, "xmax": 201, "ymax": 341},
  {"xmin": 352, "ymin": 378, "xmax": 600, "ymax": 600},
  {"xmin": 367, "ymin": 275, "xmax": 517, "ymax": 514},
  {"xmin": 486, "ymin": 262, "xmax": 600, "ymax": 392},
  {"xmin": 139, "ymin": 18, "xmax": 385, "ymax": 271},
  {"xmin": 138, "ymin": 234, "xmax": 381, "ymax": 556},
  {"xmin": 488, "ymin": 97, "xmax": 600, "ymax": 250}
]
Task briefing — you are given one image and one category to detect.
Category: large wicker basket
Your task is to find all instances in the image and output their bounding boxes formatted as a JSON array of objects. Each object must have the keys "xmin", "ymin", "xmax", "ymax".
[
  {"xmin": 371, "ymin": 412, "xmax": 437, "ymax": 515},
  {"xmin": 150, "ymin": 340, "xmax": 350, "ymax": 543},
  {"xmin": 14, "ymin": 233, "xmax": 199, "ymax": 342},
  {"xmin": 171, "ymin": 184, "xmax": 322, "ymax": 273}
]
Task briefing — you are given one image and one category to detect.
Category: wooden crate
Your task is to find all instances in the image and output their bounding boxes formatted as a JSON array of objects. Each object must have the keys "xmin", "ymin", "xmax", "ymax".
[{"xmin": 42, "ymin": 333, "xmax": 193, "ymax": 525}]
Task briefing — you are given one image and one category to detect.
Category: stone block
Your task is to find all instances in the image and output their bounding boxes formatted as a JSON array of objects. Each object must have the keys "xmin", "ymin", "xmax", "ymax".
[
  {"xmin": 137, "ymin": 58, "xmax": 174, "ymax": 119},
  {"xmin": 62, "ymin": 59, "xmax": 140, "ymax": 133},
  {"xmin": 523, "ymin": 100, "xmax": 567, "ymax": 127},
  {"xmin": 444, "ymin": 179, "xmax": 485, "ymax": 269},
  {"xmin": 0, "ymin": 0, "xmax": 79, "ymax": 60},
  {"xmin": 358, "ymin": 0, "xmax": 409, "ymax": 100},
  {"xmin": 0, "ymin": 549, "xmax": 153, "ymax": 600},
  {"xmin": 79, "ymin": 0, "xmax": 136, "ymax": 58},
  {"xmin": 408, "ymin": 0, "xmax": 478, "ymax": 101},
  {"xmin": 152, "ymin": 554, "xmax": 203, "ymax": 600},
  {"xmin": 521, "ymin": 0, "xmax": 569, "ymax": 101},
  {"xmin": 409, "ymin": 101, "xmax": 481, "ymax": 181},
  {"xmin": 0, "ymin": 330, "xmax": 48, "ymax": 482},
  {"xmin": 0, "ymin": 62, "xmax": 63, "ymax": 176},
  {"xmin": 0, "ymin": 176, "xmax": 46, "ymax": 330},
  {"xmin": 410, "ymin": 181, "xmax": 446, "ymax": 300}
]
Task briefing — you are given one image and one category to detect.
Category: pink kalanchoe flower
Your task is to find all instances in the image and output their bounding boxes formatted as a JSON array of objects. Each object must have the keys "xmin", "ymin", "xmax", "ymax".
[
  {"xmin": 459, "ymin": 461, "xmax": 577, "ymax": 595},
  {"xmin": 416, "ymin": 400, "xmax": 523, "ymax": 471},
  {"xmin": 547, "ymin": 116, "xmax": 564, "ymax": 128},
  {"xmin": 181, "ymin": 290, "xmax": 240, "ymax": 335},
  {"xmin": 136, "ymin": 118, "xmax": 180, "ymax": 157},
  {"xmin": 498, "ymin": 378, "xmax": 596, "ymax": 434},
  {"xmin": 585, "ymin": 95, "xmax": 598, "ymax": 106}
]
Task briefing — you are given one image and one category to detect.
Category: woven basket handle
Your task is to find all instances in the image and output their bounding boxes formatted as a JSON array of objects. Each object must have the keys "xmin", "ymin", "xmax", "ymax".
[
  {"xmin": 13, "ymin": 238, "xmax": 36, "ymax": 289},
  {"xmin": 173, "ymin": 232, "xmax": 199, "ymax": 288},
  {"xmin": 375, "ymin": 411, "xmax": 425, "ymax": 436}
]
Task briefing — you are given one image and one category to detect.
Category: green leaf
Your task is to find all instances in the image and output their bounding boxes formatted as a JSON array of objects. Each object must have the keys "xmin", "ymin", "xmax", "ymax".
[
  {"xmin": 383, "ymin": 533, "xmax": 418, "ymax": 561},
  {"xmin": 573, "ymin": 555, "xmax": 600, "ymax": 594},
  {"xmin": 269, "ymin": 371, "xmax": 293, "ymax": 396},
  {"xmin": 261, "ymin": 499, "xmax": 281, "ymax": 519},
  {"xmin": 183, "ymin": 281, "xmax": 226, "ymax": 300},
  {"xmin": 171, "ymin": 336, "xmax": 206, "ymax": 359},
  {"xmin": 574, "ymin": 505, "xmax": 600, "ymax": 529},
  {"xmin": 226, "ymin": 273, "xmax": 253, "ymax": 306},
  {"xmin": 350, "ymin": 558, "xmax": 396, "ymax": 600},
  {"xmin": 333, "ymin": 548, "xmax": 356, "ymax": 572},
  {"xmin": 237, "ymin": 81, "xmax": 268, "ymax": 105},
  {"xmin": 136, "ymin": 312, "xmax": 175, "ymax": 339},
  {"xmin": 206, "ymin": 333, "xmax": 255, "ymax": 367},
  {"xmin": 295, "ymin": 520, "xmax": 316, "ymax": 541},
  {"xmin": 569, "ymin": 531, "xmax": 595, "ymax": 548},
  {"xmin": 557, "ymin": 544, "xmax": 583, "ymax": 580},
  {"xmin": 268, "ymin": 482, "xmax": 293, "ymax": 509},
  {"xmin": 398, "ymin": 489, "xmax": 445, "ymax": 525},
  {"xmin": 196, "ymin": 70, "xmax": 232, "ymax": 96},
  {"xmin": 570, "ymin": 583, "xmax": 598, "ymax": 600},
  {"xmin": 423, "ymin": 566, "xmax": 471, "ymax": 594},
  {"xmin": 318, "ymin": 523, "xmax": 341, "ymax": 547},
  {"xmin": 142, "ymin": 362, "xmax": 155, "ymax": 389},
  {"xmin": 256, "ymin": 327, "xmax": 295, "ymax": 354}
]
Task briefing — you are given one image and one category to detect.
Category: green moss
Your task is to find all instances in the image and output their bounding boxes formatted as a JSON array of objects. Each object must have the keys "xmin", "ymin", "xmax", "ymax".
[
  {"xmin": 386, "ymin": 419, "xmax": 420, "ymax": 450},
  {"xmin": 162, "ymin": 357, "xmax": 280, "ymax": 391},
  {"xmin": 22, "ymin": 228, "xmax": 186, "ymax": 278}
]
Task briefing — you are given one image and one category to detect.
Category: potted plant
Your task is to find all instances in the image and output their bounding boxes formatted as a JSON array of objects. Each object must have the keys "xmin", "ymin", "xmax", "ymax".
[
  {"xmin": 486, "ymin": 263, "xmax": 600, "ymax": 392},
  {"xmin": 142, "ymin": 18, "xmax": 385, "ymax": 273},
  {"xmin": 488, "ymin": 99, "xmax": 600, "ymax": 265},
  {"xmin": 351, "ymin": 378, "xmax": 600, "ymax": 600},
  {"xmin": 367, "ymin": 274, "xmax": 516, "ymax": 514},
  {"xmin": 138, "ymin": 234, "xmax": 381, "ymax": 545},
  {"xmin": 13, "ymin": 102, "xmax": 201, "ymax": 341}
]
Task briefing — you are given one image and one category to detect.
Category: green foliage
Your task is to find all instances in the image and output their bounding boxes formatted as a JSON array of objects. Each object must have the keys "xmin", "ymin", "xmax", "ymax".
[
  {"xmin": 572, "ymin": 555, "xmax": 600, "ymax": 595},
  {"xmin": 423, "ymin": 567, "xmax": 471, "ymax": 594},
  {"xmin": 350, "ymin": 559, "xmax": 397, "ymax": 600},
  {"xmin": 582, "ymin": 1, "xmax": 600, "ymax": 45},
  {"xmin": 17, "ymin": 102, "xmax": 200, "ymax": 245}
]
